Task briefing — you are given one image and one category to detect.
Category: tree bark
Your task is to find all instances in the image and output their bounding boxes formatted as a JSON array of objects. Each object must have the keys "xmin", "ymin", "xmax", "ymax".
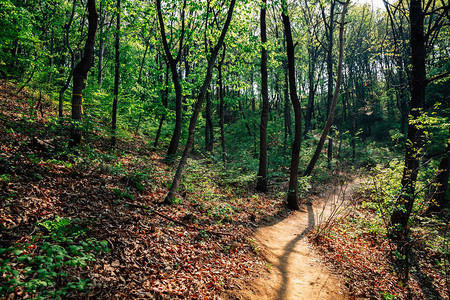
[
  {"xmin": 111, "ymin": 0, "xmax": 120, "ymax": 146},
  {"xmin": 218, "ymin": 46, "xmax": 227, "ymax": 165},
  {"xmin": 282, "ymin": 0, "xmax": 301, "ymax": 210},
  {"xmin": 256, "ymin": 0, "xmax": 269, "ymax": 192},
  {"xmin": 205, "ymin": 88, "xmax": 214, "ymax": 152},
  {"xmin": 304, "ymin": 47, "xmax": 317, "ymax": 137},
  {"xmin": 164, "ymin": 0, "xmax": 236, "ymax": 204},
  {"xmin": 427, "ymin": 132, "xmax": 450, "ymax": 215},
  {"xmin": 154, "ymin": 63, "xmax": 170, "ymax": 149},
  {"xmin": 389, "ymin": 0, "xmax": 426, "ymax": 283},
  {"xmin": 58, "ymin": 0, "xmax": 76, "ymax": 119},
  {"xmin": 97, "ymin": 0, "xmax": 104, "ymax": 86},
  {"xmin": 304, "ymin": 0, "xmax": 349, "ymax": 177},
  {"xmin": 69, "ymin": 0, "xmax": 98, "ymax": 147},
  {"xmin": 156, "ymin": 0, "xmax": 187, "ymax": 159}
]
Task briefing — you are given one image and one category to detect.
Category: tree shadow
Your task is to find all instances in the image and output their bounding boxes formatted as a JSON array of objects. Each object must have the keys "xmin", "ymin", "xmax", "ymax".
[
  {"xmin": 276, "ymin": 204, "xmax": 315, "ymax": 300},
  {"xmin": 410, "ymin": 253, "xmax": 442, "ymax": 299}
]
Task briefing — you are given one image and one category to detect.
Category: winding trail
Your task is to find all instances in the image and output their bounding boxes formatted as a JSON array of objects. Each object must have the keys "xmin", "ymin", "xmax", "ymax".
[{"xmin": 238, "ymin": 181, "xmax": 359, "ymax": 300}]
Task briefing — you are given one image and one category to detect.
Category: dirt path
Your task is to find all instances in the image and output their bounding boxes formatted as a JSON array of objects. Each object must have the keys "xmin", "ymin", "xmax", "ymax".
[{"xmin": 237, "ymin": 181, "xmax": 359, "ymax": 300}]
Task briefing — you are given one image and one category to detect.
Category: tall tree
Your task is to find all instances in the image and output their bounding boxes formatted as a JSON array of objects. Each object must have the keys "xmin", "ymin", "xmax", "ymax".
[
  {"xmin": 58, "ymin": 0, "xmax": 76, "ymax": 118},
  {"xmin": 69, "ymin": 0, "xmax": 98, "ymax": 147},
  {"xmin": 218, "ymin": 45, "xmax": 227, "ymax": 165},
  {"xmin": 256, "ymin": 0, "xmax": 269, "ymax": 192},
  {"xmin": 323, "ymin": 0, "xmax": 337, "ymax": 162},
  {"xmin": 389, "ymin": 0, "xmax": 426, "ymax": 282},
  {"xmin": 282, "ymin": 0, "xmax": 301, "ymax": 210},
  {"xmin": 389, "ymin": 0, "xmax": 449, "ymax": 282},
  {"xmin": 111, "ymin": 0, "xmax": 120, "ymax": 146},
  {"xmin": 304, "ymin": 0, "xmax": 350, "ymax": 176},
  {"xmin": 156, "ymin": 0, "xmax": 187, "ymax": 158},
  {"xmin": 164, "ymin": 0, "xmax": 236, "ymax": 204}
]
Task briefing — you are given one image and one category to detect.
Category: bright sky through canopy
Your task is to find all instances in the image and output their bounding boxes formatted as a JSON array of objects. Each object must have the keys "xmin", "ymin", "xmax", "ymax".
[{"xmin": 357, "ymin": 0, "xmax": 387, "ymax": 10}]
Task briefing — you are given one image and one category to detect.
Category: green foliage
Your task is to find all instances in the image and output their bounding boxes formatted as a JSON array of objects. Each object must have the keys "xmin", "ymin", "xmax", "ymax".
[
  {"xmin": 0, "ymin": 173, "xmax": 13, "ymax": 182},
  {"xmin": 362, "ymin": 159, "xmax": 404, "ymax": 223},
  {"xmin": 0, "ymin": 216, "xmax": 109, "ymax": 298},
  {"xmin": 297, "ymin": 176, "xmax": 312, "ymax": 199},
  {"xmin": 113, "ymin": 188, "xmax": 135, "ymax": 200}
]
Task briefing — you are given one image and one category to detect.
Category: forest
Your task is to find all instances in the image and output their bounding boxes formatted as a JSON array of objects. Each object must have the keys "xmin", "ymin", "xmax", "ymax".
[{"xmin": 0, "ymin": 0, "xmax": 449, "ymax": 298}]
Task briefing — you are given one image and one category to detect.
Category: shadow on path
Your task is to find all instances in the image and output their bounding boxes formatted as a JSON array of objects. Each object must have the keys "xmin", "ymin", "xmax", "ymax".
[{"xmin": 277, "ymin": 204, "xmax": 315, "ymax": 300}]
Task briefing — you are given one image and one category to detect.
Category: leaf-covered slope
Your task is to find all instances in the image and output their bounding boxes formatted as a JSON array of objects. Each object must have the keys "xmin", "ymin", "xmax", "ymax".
[{"xmin": 0, "ymin": 80, "xmax": 289, "ymax": 299}]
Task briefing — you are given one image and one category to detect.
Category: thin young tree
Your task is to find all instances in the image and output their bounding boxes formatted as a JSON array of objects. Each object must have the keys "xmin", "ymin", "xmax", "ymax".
[
  {"xmin": 69, "ymin": 0, "xmax": 98, "ymax": 147},
  {"xmin": 58, "ymin": 0, "xmax": 76, "ymax": 118},
  {"xmin": 111, "ymin": 0, "xmax": 120, "ymax": 146},
  {"xmin": 217, "ymin": 45, "xmax": 227, "ymax": 165},
  {"xmin": 427, "ymin": 131, "xmax": 450, "ymax": 215},
  {"xmin": 304, "ymin": 0, "xmax": 350, "ymax": 177},
  {"xmin": 256, "ymin": 0, "xmax": 269, "ymax": 192},
  {"xmin": 156, "ymin": 0, "xmax": 187, "ymax": 159},
  {"xmin": 163, "ymin": 0, "xmax": 236, "ymax": 204},
  {"xmin": 282, "ymin": 0, "xmax": 301, "ymax": 210}
]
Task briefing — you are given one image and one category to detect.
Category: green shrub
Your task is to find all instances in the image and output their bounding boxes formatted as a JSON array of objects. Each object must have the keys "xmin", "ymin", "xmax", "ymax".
[{"xmin": 0, "ymin": 216, "xmax": 109, "ymax": 299}]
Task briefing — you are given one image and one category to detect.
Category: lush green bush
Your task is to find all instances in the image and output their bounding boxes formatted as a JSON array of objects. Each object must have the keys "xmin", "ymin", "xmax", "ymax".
[{"xmin": 0, "ymin": 216, "xmax": 109, "ymax": 299}]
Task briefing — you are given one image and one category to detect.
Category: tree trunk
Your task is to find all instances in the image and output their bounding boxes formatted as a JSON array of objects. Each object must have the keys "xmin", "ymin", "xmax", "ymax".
[
  {"xmin": 58, "ymin": 0, "xmax": 76, "ymax": 118},
  {"xmin": 205, "ymin": 88, "xmax": 214, "ymax": 152},
  {"xmin": 69, "ymin": 0, "xmax": 98, "ymax": 147},
  {"xmin": 282, "ymin": 0, "xmax": 301, "ymax": 210},
  {"xmin": 164, "ymin": 0, "xmax": 236, "ymax": 204},
  {"xmin": 154, "ymin": 63, "xmax": 170, "ymax": 149},
  {"xmin": 326, "ymin": 1, "xmax": 336, "ymax": 165},
  {"xmin": 304, "ymin": 48, "xmax": 316, "ymax": 137},
  {"xmin": 218, "ymin": 46, "xmax": 227, "ymax": 165},
  {"xmin": 256, "ymin": 0, "xmax": 269, "ymax": 193},
  {"xmin": 304, "ymin": 0, "xmax": 349, "ymax": 177},
  {"xmin": 97, "ymin": 0, "xmax": 104, "ymax": 85},
  {"xmin": 389, "ymin": 0, "xmax": 426, "ymax": 283},
  {"xmin": 156, "ymin": 0, "xmax": 187, "ymax": 159},
  {"xmin": 111, "ymin": 0, "xmax": 120, "ymax": 146},
  {"xmin": 427, "ymin": 132, "xmax": 450, "ymax": 215}
]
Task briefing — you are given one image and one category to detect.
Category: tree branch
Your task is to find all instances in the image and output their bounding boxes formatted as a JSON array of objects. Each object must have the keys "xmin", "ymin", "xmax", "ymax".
[{"xmin": 426, "ymin": 70, "xmax": 450, "ymax": 86}]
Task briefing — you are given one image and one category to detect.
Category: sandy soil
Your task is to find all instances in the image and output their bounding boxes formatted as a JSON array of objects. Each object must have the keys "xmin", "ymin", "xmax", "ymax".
[{"xmin": 234, "ymin": 182, "xmax": 358, "ymax": 300}]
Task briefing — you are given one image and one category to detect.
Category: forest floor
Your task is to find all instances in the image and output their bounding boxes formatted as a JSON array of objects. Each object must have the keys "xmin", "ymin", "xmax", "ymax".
[{"xmin": 1, "ymin": 80, "xmax": 448, "ymax": 299}]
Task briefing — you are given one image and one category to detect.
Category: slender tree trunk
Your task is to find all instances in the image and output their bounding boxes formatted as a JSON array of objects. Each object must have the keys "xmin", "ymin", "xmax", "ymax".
[
  {"xmin": 16, "ymin": 66, "xmax": 36, "ymax": 94},
  {"xmin": 427, "ymin": 132, "xmax": 450, "ymax": 215},
  {"xmin": 282, "ymin": 0, "xmax": 301, "ymax": 210},
  {"xmin": 304, "ymin": 50, "xmax": 315, "ymax": 137},
  {"xmin": 389, "ymin": 0, "xmax": 426, "ymax": 283},
  {"xmin": 69, "ymin": 0, "xmax": 98, "ymax": 147},
  {"xmin": 205, "ymin": 88, "xmax": 214, "ymax": 152},
  {"xmin": 138, "ymin": 38, "xmax": 151, "ymax": 85},
  {"xmin": 47, "ymin": 32, "xmax": 54, "ymax": 86},
  {"xmin": 237, "ymin": 99, "xmax": 253, "ymax": 136},
  {"xmin": 154, "ymin": 64, "xmax": 170, "ymax": 148},
  {"xmin": 218, "ymin": 46, "xmax": 227, "ymax": 165},
  {"xmin": 111, "ymin": 0, "xmax": 120, "ymax": 146},
  {"xmin": 156, "ymin": 0, "xmax": 187, "ymax": 159},
  {"xmin": 304, "ymin": 0, "xmax": 349, "ymax": 177},
  {"xmin": 58, "ymin": 0, "xmax": 76, "ymax": 118},
  {"xmin": 326, "ymin": 2, "xmax": 336, "ymax": 163},
  {"xmin": 256, "ymin": 0, "xmax": 269, "ymax": 192},
  {"xmin": 164, "ymin": 0, "xmax": 236, "ymax": 204},
  {"xmin": 97, "ymin": 0, "xmax": 104, "ymax": 85},
  {"xmin": 283, "ymin": 55, "xmax": 292, "ymax": 146}
]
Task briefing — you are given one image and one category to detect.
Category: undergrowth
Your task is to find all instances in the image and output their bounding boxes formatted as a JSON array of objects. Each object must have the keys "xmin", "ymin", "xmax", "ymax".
[{"xmin": 309, "ymin": 162, "xmax": 449, "ymax": 299}]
